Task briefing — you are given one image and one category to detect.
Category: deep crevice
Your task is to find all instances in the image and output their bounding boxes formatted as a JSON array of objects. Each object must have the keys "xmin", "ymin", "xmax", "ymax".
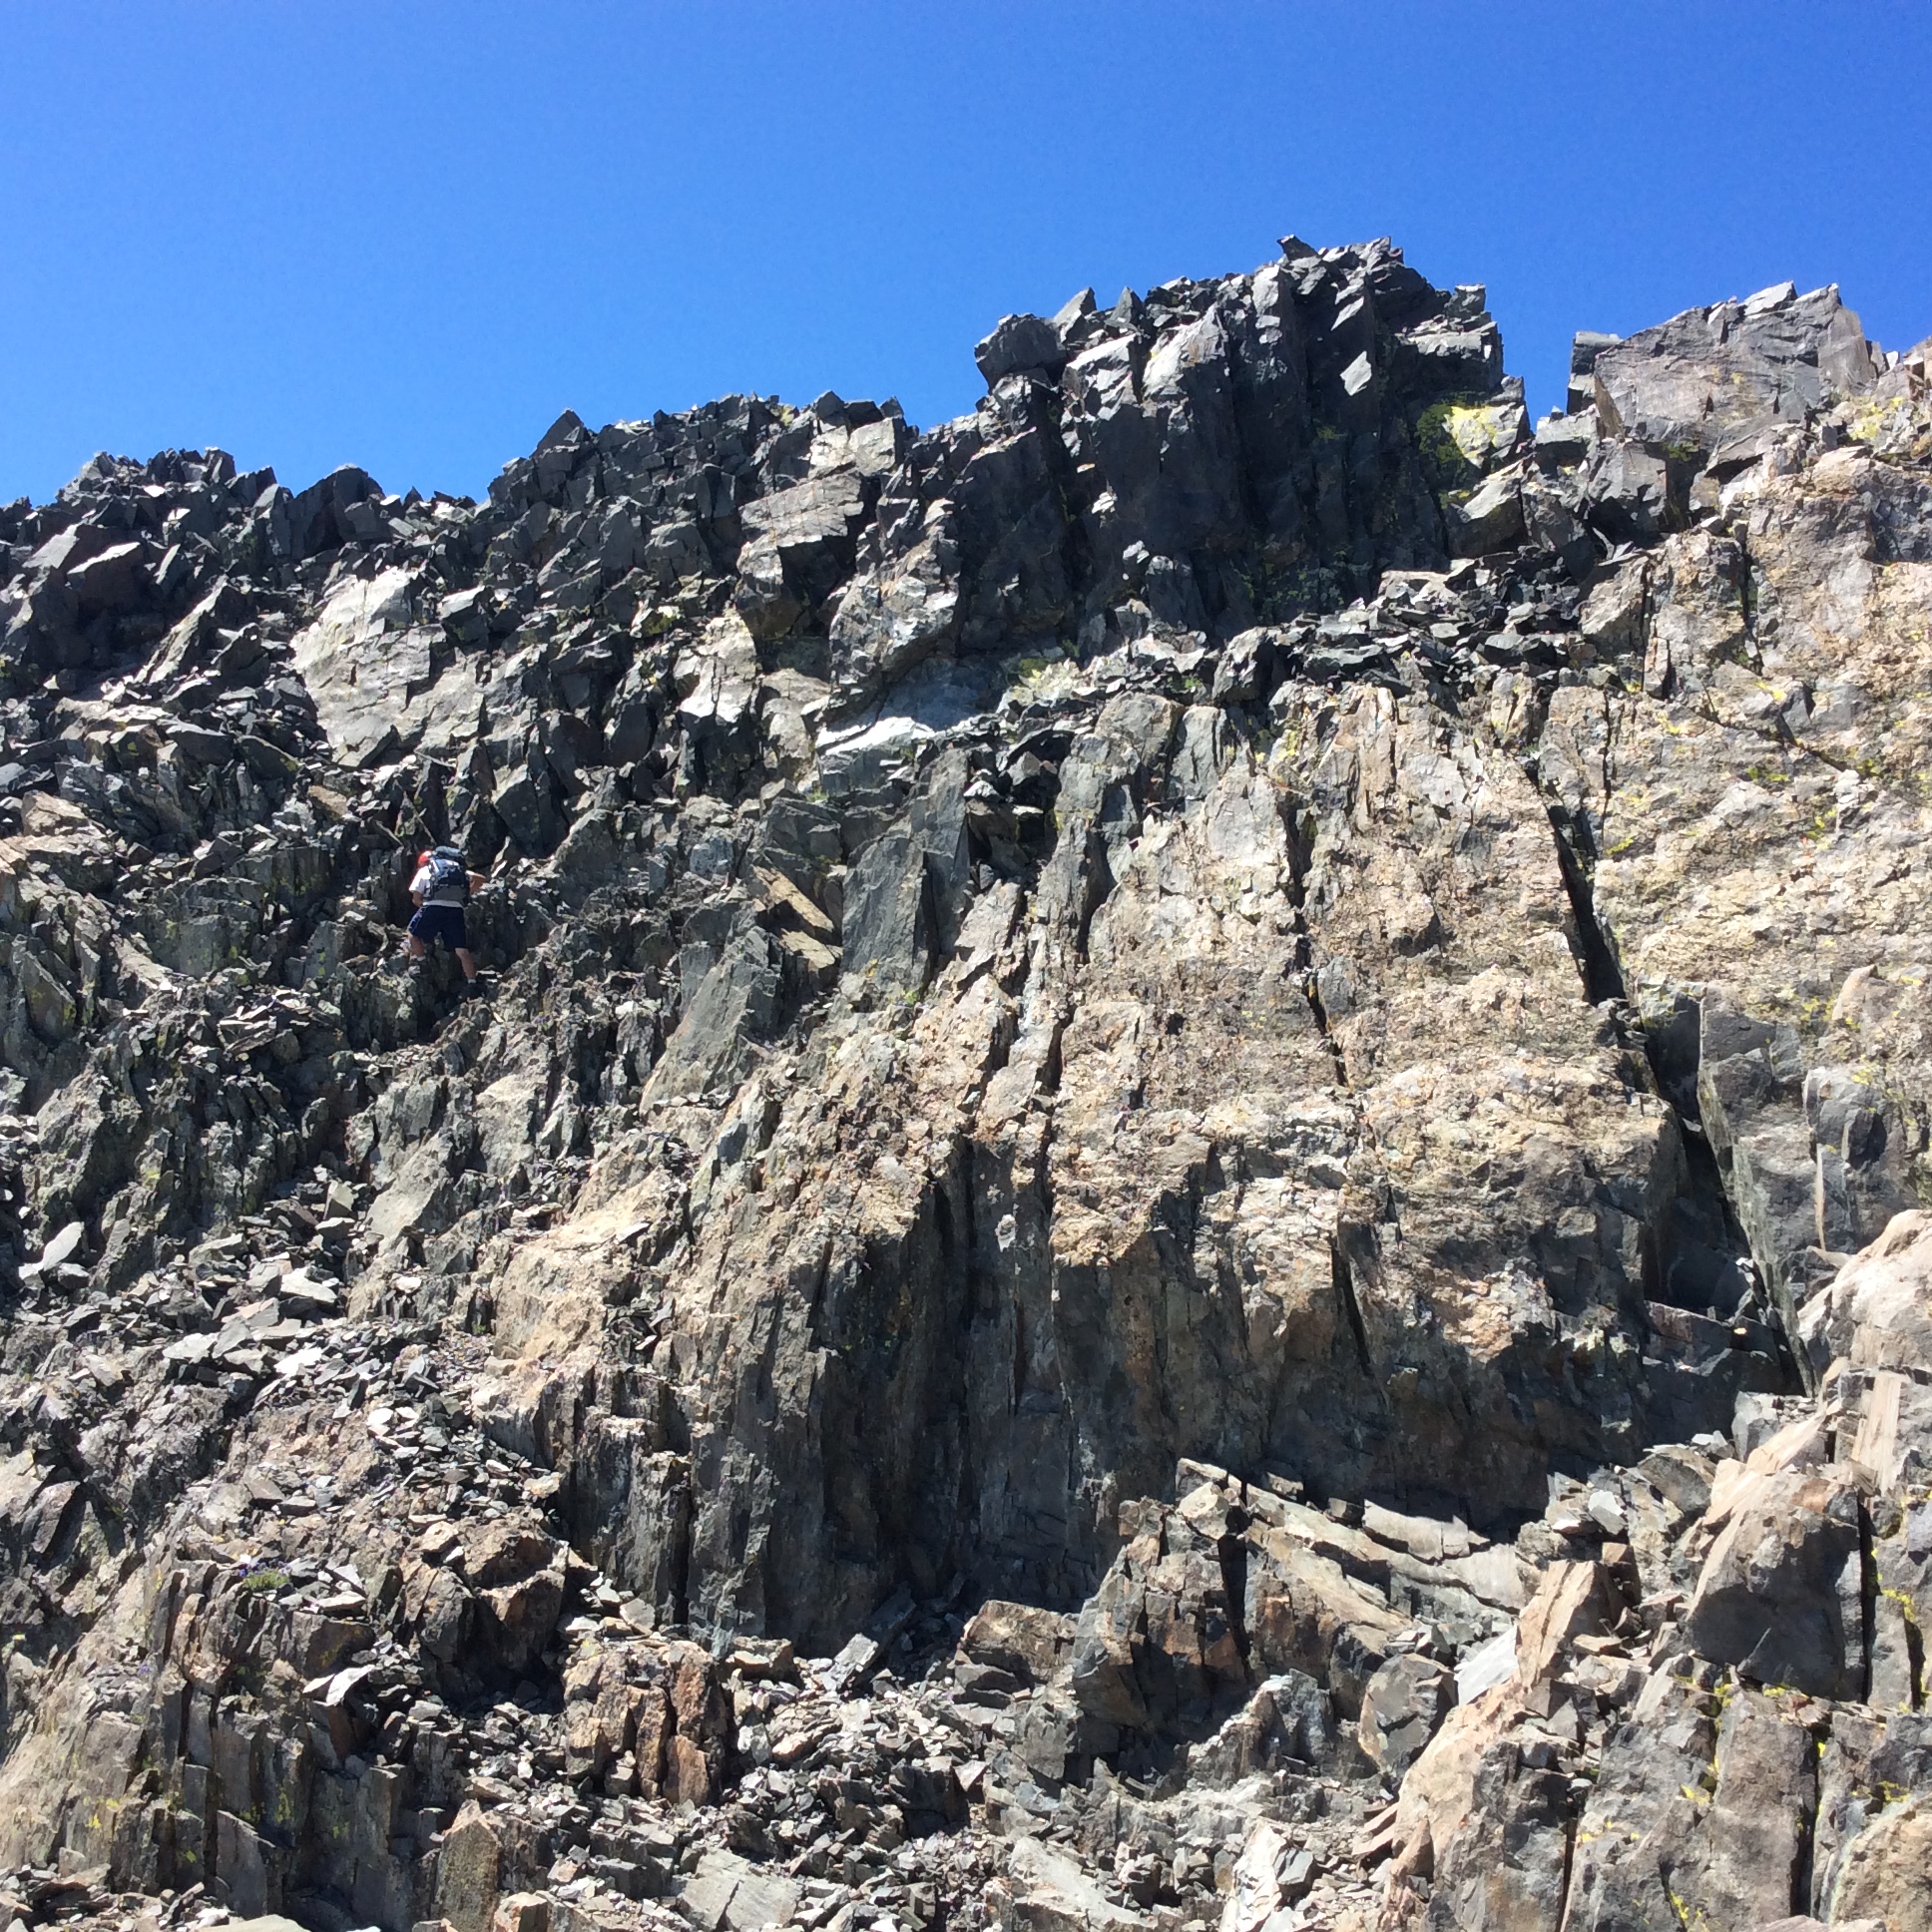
[
  {"xmin": 1793, "ymin": 1700, "xmax": 1820, "ymax": 1918},
  {"xmin": 1523, "ymin": 753, "xmax": 1802, "ymax": 1433},
  {"xmin": 1908, "ymin": 1597, "xmax": 1927, "ymax": 1712},
  {"xmin": 1274, "ymin": 783, "xmax": 1352, "ymax": 1088},
  {"xmin": 1541, "ymin": 795, "xmax": 1626, "ymax": 1006},
  {"xmin": 1556, "ymin": 1811, "xmax": 1579, "ymax": 1932},
  {"xmin": 671, "ymin": 1477, "xmax": 694, "ymax": 1631},
  {"xmin": 1069, "ymin": 818, "xmax": 1118, "ymax": 964},
  {"xmin": 1332, "ymin": 1236, "xmax": 1375, "ymax": 1379},
  {"xmin": 1859, "ymin": 1497, "xmax": 1878, "ymax": 1707},
  {"xmin": 1216, "ymin": 1510, "xmax": 1251, "ymax": 1670},
  {"xmin": 1302, "ymin": 958, "xmax": 1351, "ymax": 1090}
]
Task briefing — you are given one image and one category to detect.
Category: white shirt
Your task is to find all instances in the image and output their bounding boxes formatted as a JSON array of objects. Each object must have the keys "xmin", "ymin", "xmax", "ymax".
[{"xmin": 411, "ymin": 862, "xmax": 466, "ymax": 907}]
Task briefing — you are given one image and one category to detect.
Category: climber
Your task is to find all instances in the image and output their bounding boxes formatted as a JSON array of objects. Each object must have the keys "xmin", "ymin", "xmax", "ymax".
[{"xmin": 404, "ymin": 845, "xmax": 489, "ymax": 991}]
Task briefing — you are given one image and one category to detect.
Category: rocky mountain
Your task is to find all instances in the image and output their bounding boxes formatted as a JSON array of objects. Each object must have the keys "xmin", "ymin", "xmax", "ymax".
[{"xmin": 0, "ymin": 234, "xmax": 1926, "ymax": 1932}]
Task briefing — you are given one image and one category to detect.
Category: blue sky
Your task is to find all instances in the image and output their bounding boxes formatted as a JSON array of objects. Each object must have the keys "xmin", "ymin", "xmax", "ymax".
[{"xmin": 4, "ymin": 2, "xmax": 1928, "ymax": 507}]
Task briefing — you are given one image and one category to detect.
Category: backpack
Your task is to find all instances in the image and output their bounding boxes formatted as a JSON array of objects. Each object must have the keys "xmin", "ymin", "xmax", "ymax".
[{"xmin": 424, "ymin": 845, "xmax": 469, "ymax": 901}]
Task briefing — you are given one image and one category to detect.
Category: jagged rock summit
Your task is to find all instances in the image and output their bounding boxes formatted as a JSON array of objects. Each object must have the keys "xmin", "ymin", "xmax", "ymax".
[{"xmin": 0, "ymin": 235, "xmax": 1928, "ymax": 1932}]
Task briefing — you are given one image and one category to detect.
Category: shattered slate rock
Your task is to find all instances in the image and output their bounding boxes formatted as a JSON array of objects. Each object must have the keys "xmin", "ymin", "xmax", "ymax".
[{"xmin": 0, "ymin": 233, "xmax": 1927, "ymax": 1932}]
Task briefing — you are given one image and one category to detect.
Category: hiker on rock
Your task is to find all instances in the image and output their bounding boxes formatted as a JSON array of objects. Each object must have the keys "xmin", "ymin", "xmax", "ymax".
[{"xmin": 405, "ymin": 845, "xmax": 488, "ymax": 991}]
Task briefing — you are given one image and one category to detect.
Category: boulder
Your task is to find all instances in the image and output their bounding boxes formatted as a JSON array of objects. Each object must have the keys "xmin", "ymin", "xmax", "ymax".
[
  {"xmin": 1567, "ymin": 1678, "xmax": 1822, "ymax": 1932},
  {"xmin": 1799, "ymin": 1210, "xmax": 1932, "ymax": 1377},
  {"xmin": 434, "ymin": 1805, "xmax": 503, "ymax": 1932},
  {"xmin": 975, "ymin": 313, "xmax": 1066, "ymax": 384},
  {"xmin": 1592, "ymin": 283, "xmax": 1876, "ymax": 455},
  {"xmin": 1684, "ymin": 1464, "xmax": 1864, "ymax": 1697},
  {"xmin": 1357, "ymin": 1652, "xmax": 1454, "ymax": 1773},
  {"xmin": 1444, "ymin": 468, "xmax": 1524, "ymax": 556},
  {"xmin": 1827, "ymin": 1794, "xmax": 1932, "ymax": 1928},
  {"xmin": 958, "ymin": 1599, "xmax": 1074, "ymax": 1685}
]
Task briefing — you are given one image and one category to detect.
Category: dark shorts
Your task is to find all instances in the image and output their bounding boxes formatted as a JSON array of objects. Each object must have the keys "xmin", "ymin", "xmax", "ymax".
[{"xmin": 408, "ymin": 903, "xmax": 468, "ymax": 952}]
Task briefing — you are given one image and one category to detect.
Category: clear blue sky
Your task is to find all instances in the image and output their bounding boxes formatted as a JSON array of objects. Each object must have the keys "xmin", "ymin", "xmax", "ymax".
[{"xmin": 5, "ymin": 2, "xmax": 1928, "ymax": 508}]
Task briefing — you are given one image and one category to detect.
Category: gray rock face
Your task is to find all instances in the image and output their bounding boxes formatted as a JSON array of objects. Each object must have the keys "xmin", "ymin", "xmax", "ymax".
[
  {"xmin": 829, "ymin": 241, "xmax": 1507, "ymax": 715},
  {"xmin": 1591, "ymin": 281, "xmax": 1877, "ymax": 455},
  {"xmin": 1683, "ymin": 1463, "xmax": 1865, "ymax": 1697},
  {"xmin": 1357, "ymin": 1653, "xmax": 1454, "ymax": 1773},
  {"xmin": 0, "ymin": 239, "xmax": 1927, "ymax": 1932}
]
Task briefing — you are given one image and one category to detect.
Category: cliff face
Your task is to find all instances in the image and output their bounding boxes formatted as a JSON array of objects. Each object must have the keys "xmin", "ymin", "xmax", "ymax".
[{"xmin": 0, "ymin": 238, "xmax": 1928, "ymax": 1932}]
